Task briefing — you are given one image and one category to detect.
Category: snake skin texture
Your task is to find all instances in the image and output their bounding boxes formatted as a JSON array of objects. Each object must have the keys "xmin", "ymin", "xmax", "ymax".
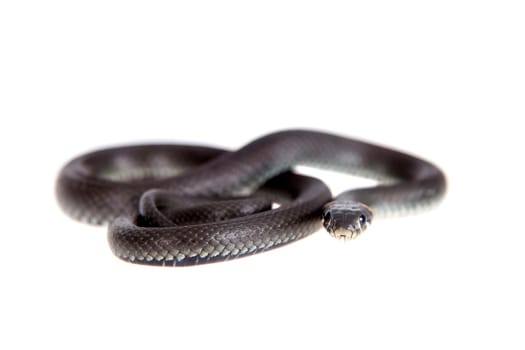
[{"xmin": 56, "ymin": 130, "xmax": 446, "ymax": 266}]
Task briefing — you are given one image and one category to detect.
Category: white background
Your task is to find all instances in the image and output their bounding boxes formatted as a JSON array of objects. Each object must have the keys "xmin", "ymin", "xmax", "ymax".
[{"xmin": 1, "ymin": 1, "xmax": 524, "ymax": 349}]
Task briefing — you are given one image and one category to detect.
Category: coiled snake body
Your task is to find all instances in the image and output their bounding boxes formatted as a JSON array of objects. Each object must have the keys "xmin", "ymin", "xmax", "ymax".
[{"xmin": 56, "ymin": 130, "xmax": 446, "ymax": 266}]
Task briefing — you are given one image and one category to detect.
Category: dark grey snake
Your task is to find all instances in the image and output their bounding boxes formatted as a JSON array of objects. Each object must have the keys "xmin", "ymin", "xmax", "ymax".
[{"xmin": 56, "ymin": 130, "xmax": 446, "ymax": 266}]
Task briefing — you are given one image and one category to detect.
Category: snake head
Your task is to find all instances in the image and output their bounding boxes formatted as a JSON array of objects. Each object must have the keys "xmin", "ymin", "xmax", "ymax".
[{"xmin": 322, "ymin": 201, "xmax": 373, "ymax": 240}]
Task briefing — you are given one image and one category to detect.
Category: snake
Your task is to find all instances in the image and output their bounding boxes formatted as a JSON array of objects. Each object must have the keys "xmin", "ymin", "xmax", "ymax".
[{"xmin": 56, "ymin": 130, "xmax": 446, "ymax": 266}]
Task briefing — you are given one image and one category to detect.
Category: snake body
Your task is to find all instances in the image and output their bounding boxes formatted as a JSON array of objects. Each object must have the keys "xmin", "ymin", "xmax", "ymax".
[{"xmin": 56, "ymin": 130, "xmax": 446, "ymax": 266}]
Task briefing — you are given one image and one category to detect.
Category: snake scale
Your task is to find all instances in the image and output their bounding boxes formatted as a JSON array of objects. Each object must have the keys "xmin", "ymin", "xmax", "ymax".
[{"xmin": 56, "ymin": 130, "xmax": 446, "ymax": 266}]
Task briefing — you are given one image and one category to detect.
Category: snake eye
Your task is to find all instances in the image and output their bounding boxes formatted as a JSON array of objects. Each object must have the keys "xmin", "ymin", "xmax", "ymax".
[
  {"xmin": 359, "ymin": 214, "xmax": 366, "ymax": 225},
  {"xmin": 323, "ymin": 211, "xmax": 332, "ymax": 223}
]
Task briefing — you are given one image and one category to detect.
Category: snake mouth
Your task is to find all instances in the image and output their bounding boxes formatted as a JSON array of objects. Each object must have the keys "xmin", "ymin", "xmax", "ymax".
[{"xmin": 328, "ymin": 224, "xmax": 365, "ymax": 241}]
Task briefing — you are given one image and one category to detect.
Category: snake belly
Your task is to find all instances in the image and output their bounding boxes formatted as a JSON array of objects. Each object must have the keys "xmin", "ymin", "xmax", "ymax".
[{"xmin": 56, "ymin": 130, "xmax": 446, "ymax": 266}]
